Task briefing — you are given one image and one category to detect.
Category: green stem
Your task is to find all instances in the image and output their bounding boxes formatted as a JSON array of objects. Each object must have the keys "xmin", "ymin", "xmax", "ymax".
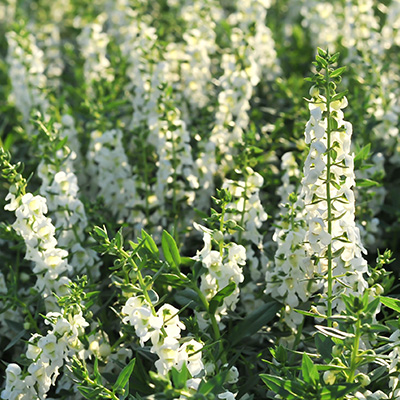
[
  {"xmin": 141, "ymin": 132, "xmax": 151, "ymax": 222},
  {"xmin": 170, "ymin": 126, "xmax": 179, "ymax": 244},
  {"xmin": 325, "ymin": 67, "xmax": 333, "ymax": 327},
  {"xmin": 238, "ymin": 172, "xmax": 248, "ymax": 245},
  {"xmin": 219, "ymin": 203, "xmax": 226, "ymax": 256},
  {"xmin": 191, "ymin": 283, "xmax": 226, "ymax": 364},
  {"xmin": 348, "ymin": 317, "xmax": 362, "ymax": 383}
]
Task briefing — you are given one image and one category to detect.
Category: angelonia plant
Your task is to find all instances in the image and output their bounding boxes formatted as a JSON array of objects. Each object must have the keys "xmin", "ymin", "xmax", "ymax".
[
  {"xmin": 262, "ymin": 49, "xmax": 399, "ymax": 400},
  {"xmin": 2, "ymin": 2, "xmax": 400, "ymax": 399}
]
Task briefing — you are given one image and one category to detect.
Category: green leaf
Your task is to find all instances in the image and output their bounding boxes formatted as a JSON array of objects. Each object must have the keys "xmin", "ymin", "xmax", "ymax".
[
  {"xmin": 141, "ymin": 230, "xmax": 159, "ymax": 257},
  {"xmin": 354, "ymin": 143, "xmax": 371, "ymax": 162},
  {"xmin": 380, "ymin": 296, "xmax": 400, "ymax": 313},
  {"xmin": 209, "ymin": 282, "xmax": 236, "ymax": 315},
  {"xmin": 114, "ymin": 229, "xmax": 123, "ymax": 250},
  {"xmin": 113, "ymin": 358, "xmax": 136, "ymax": 394},
  {"xmin": 77, "ymin": 386, "xmax": 104, "ymax": 399},
  {"xmin": 330, "ymin": 90, "xmax": 348, "ymax": 102},
  {"xmin": 159, "ymin": 273, "xmax": 189, "ymax": 287},
  {"xmin": 198, "ymin": 370, "xmax": 228, "ymax": 395},
  {"xmin": 228, "ymin": 301, "xmax": 280, "ymax": 346},
  {"xmin": 175, "ymin": 288, "xmax": 200, "ymax": 309},
  {"xmin": 329, "ymin": 66, "xmax": 346, "ymax": 78},
  {"xmin": 315, "ymin": 333, "xmax": 334, "ymax": 362},
  {"xmin": 3, "ymin": 328, "xmax": 27, "ymax": 352},
  {"xmin": 302, "ymin": 353, "xmax": 319, "ymax": 386},
  {"xmin": 92, "ymin": 225, "xmax": 108, "ymax": 240},
  {"xmin": 317, "ymin": 47, "xmax": 327, "ymax": 57},
  {"xmin": 320, "ymin": 382, "xmax": 360, "ymax": 400},
  {"xmin": 365, "ymin": 297, "xmax": 381, "ymax": 317},
  {"xmin": 260, "ymin": 375, "xmax": 292, "ymax": 398},
  {"xmin": 328, "ymin": 52, "xmax": 340, "ymax": 64},
  {"xmin": 161, "ymin": 230, "xmax": 181, "ymax": 269},
  {"xmin": 356, "ymin": 178, "xmax": 379, "ymax": 187},
  {"xmin": 315, "ymin": 54, "xmax": 328, "ymax": 68},
  {"xmin": 93, "ymin": 357, "xmax": 102, "ymax": 384},
  {"xmin": 171, "ymin": 364, "xmax": 190, "ymax": 389},
  {"xmin": 260, "ymin": 374, "xmax": 304, "ymax": 398}
]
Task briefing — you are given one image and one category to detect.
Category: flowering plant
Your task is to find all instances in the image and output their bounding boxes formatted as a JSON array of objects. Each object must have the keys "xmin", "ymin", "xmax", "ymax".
[{"xmin": 1, "ymin": 2, "xmax": 400, "ymax": 400}]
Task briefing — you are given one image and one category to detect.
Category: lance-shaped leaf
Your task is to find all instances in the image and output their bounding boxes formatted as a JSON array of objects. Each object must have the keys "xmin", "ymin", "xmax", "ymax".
[
  {"xmin": 380, "ymin": 296, "xmax": 400, "ymax": 313},
  {"xmin": 162, "ymin": 230, "xmax": 181, "ymax": 270},
  {"xmin": 113, "ymin": 358, "xmax": 136, "ymax": 394},
  {"xmin": 208, "ymin": 282, "xmax": 236, "ymax": 315},
  {"xmin": 302, "ymin": 353, "xmax": 319, "ymax": 386}
]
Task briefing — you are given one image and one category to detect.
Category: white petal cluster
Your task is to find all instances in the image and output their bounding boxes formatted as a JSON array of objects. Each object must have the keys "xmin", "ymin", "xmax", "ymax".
[
  {"xmin": 193, "ymin": 223, "xmax": 245, "ymax": 328},
  {"xmin": 1, "ymin": 311, "xmax": 89, "ymax": 400},
  {"xmin": 76, "ymin": 13, "xmax": 113, "ymax": 88},
  {"xmin": 87, "ymin": 128, "xmax": 145, "ymax": 228},
  {"xmin": 121, "ymin": 296, "xmax": 204, "ymax": 379},
  {"xmin": 301, "ymin": 95, "xmax": 369, "ymax": 312},
  {"xmin": 5, "ymin": 191, "xmax": 72, "ymax": 304},
  {"xmin": 38, "ymin": 125, "xmax": 98, "ymax": 276},
  {"xmin": 223, "ymin": 167, "xmax": 268, "ymax": 281},
  {"xmin": 6, "ymin": 30, "xmax": 49, "ymax": 127}
]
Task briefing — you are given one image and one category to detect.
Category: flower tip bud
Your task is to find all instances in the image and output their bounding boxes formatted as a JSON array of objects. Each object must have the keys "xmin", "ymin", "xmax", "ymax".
[
  {"xmin": 309, "ymin": 85, "xmax": 319, "ymax": 97},
  {"xmin": 323, "ymin": 370, "xmax": 336, "ymax": 385}
]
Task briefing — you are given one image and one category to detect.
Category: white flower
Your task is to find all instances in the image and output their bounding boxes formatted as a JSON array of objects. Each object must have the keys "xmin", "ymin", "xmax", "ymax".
[{"xmin": 218, "ymin": 391, "xmax": 236, "ymax": 400}]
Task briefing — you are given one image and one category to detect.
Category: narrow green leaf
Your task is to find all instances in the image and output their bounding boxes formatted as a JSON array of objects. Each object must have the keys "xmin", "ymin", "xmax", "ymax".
[
  {"xmin": 93, "ymin": 357, "xmax": 102, "ymax": 384},
  {"xmin": 3, "ymin": 329, "xmax": 26, "ymax": 352},
  {"xmin": 316, "ymin": 54, "xmax": 328, "ymax": 68},
  {"xmin": 175, "ymin": 288, "xmax": 200, "ymax": 309},
  {"xmin": 159, "ymin": 273, "xmax": 189, "ymax": 287},
  {"xmin": 113, "ymin": 358, "xmax": 136, "ymax": 393},
  {"xmin": 209, "ymin": 282, "xmax": 236, "ymax": 315},
  {"xmin": 77, "ymin": 386, "xmax": 104, "ymax": 399},
  {"xmin": 328, "ymin": 52, "xmax": 340, "ymax": 64},
  {"xmin": 321, "ymin": 382, "xmax": 361, "ymax": 400},
  {"xmin": 329, "ymin": 66, "xmax": 346, "ymax": 78},
  {"xmin": 356, "ymin": 178, "xmax": 379, "ymax": 187},
  {"xmin": 93, "ymin": 225, "xmax": 108, "ymax": 239},
  {"xmin": 302, "ymin": 353, "xmax": 319, "ymax": 386},
  {"xmin": 330, "ymin": 90, "xmax": 348, "ymax": 102},
  {"xmin": 141, "ymin": 230, "xmax": 159, "ymax": 257},
  {"xmin": 380, "ymin": 296, "xmax": 400, "ymax": 313},
  {"xmin": 315, "ymin": 333, "xmax": 334, "ymax": 362},
  {"xmin": 198, "ymin": 371, "xmax": 227, "ymax": 395},
  {"xmin": 260, "ymin": 375, "xmax": 291, "ymax": 398},
  {"xmin": 161, "ymin": 230, "xmax": 181, "ymax": 269},
  {"xmin": 171, "ymin": 364, "xmax": 190, "ymax": 389},
  {"xmin": 229, "ymin": 301, "xmax": 280, "ymax": 346},
  {"xmin": 354, "ymin": 143, "xmax": 371, "ymax": 162}
]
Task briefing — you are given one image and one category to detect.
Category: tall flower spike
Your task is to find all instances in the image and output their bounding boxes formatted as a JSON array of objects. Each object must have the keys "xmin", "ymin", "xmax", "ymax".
[{"xmin": 301, "ymin": 49, "xmax": 369, "ymax": 318}]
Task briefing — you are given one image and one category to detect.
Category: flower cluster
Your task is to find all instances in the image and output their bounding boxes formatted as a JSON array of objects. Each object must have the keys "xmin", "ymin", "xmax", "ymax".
[
  {"xmin": 87, "ymin": 128, "xmax": 145, "ymax": 228},
  {"xmin": 223, "ymin": 167, "xmax": 268, "ymax": 280},
  {"xmin": 1, "ymin": 310, "xmax": 89, "ymax": 400},
  {"xmin": 301, "ymin": 58, "xmax": 369, "ymax": 314},
  {"xmin": 121, "ymin": 296, "xmax": 204, "ymax": 382},
  {"xmin": 5, "ymin": 190, "xmax": 71, "ymax": 304},
  {"xmin": 77, "ymin": 13, "xmax": 113, "ymax": 88},
  {"xmin": 6, "ymin": 29, "xmax": 49, "ymax": 127},
  {"xmin": 193, "ymin": 223, "xmax": 246, "ymax": 328}
]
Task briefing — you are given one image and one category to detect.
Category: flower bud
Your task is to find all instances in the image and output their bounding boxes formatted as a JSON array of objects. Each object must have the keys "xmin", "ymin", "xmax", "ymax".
[
  {"xmin": 356, "ymin": 373, "xmax": 370, "ymax": 386},
  {"xmin": 309, "ymin": 85, "xmax": 319, "ymax": 97},
  {"xmin": 323, "ymin": 370, "xmax": 336, "ymax": 385}
]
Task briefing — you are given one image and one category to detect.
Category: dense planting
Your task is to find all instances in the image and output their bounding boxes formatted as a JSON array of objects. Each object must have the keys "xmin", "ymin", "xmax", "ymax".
[{"xmin": 1, "ymin": 1, "xmax": 400, "ymax": 399}]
